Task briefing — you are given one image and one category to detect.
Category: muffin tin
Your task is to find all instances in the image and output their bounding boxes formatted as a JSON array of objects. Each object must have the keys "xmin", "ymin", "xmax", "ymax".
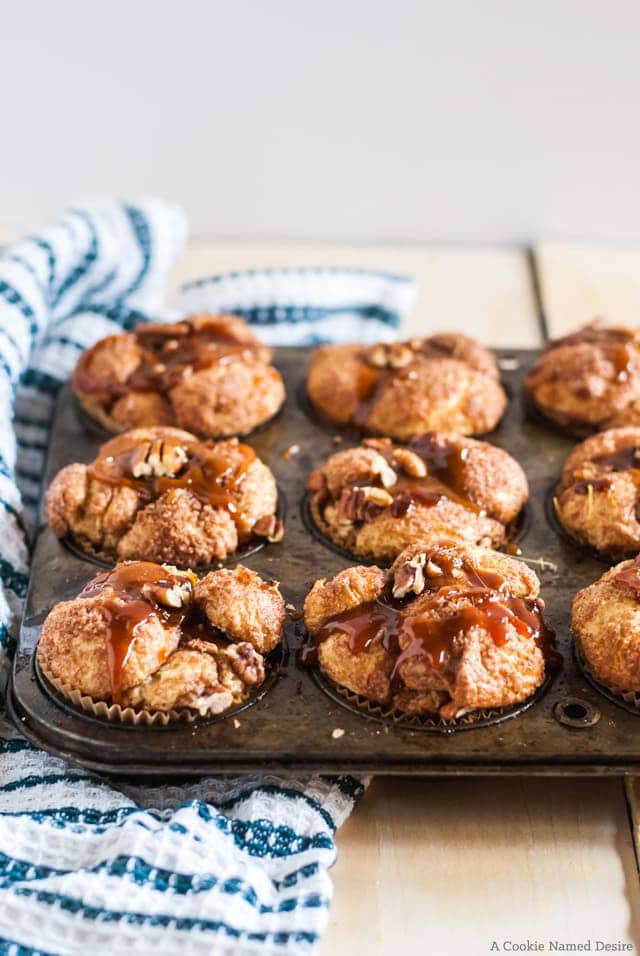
[{"xmin": 8, "ymin": 347, "xmax": 640, "ymax": 776}]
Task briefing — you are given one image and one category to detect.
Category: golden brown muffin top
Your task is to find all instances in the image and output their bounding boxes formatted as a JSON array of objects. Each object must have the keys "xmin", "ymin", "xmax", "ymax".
[
  {"xmin": 45, "ymin": 427, "xmax": 283, "ymax": 566},
  {"xmin": 525, "ymin": 320, "xmax": 640, "ymax": 434},
  {"xmin": 306, "ymin": 433, "xmax": 528, "ymax": 562},
  {"xmin": 553, "ymin": 427, "xmax": 640, "ymax": 559},
  {"xmin": 303, "ymin": 543, "xmax": 555, "ymax": 683},
  {"xmin": 74, "ymin": 313, "xmax": 269, "ymax": 400},
  {"xmin": 309, "ymin": 432, "xmax": 527, "ymax": 524},
  {"xmin": 572, "ymin": 555, "xmax": 640, "ymax": 691},
  {"xmin": 72, "ymin": 313, "xmax": 286, "ymax": 438},
  {"xmin": 306, "ymin": 333, "xmax": 506, "ymax": 439},
  {"xmin": 38, "ymin": 561, "xmax": 285, "ymax": 706},
  {"xmin": 87, "ymin": 428, "xmax": 258, "ymax": 526}
]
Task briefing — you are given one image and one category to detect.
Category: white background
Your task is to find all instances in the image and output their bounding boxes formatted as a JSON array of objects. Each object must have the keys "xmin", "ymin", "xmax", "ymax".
[{"xmin": 1, "ymin": 0, "xmax": 639, "ymax": 242}]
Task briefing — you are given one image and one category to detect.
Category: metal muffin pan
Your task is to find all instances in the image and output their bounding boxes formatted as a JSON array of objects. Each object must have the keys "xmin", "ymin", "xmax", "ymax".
[{"xmin": 8, "ymin": 347, "xmax": 640, "ymax": 775}]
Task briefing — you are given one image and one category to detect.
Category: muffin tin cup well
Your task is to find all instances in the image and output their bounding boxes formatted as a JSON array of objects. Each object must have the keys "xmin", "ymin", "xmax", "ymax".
[
  {"xmin": 544, "ymin": 480, "xmax": 638, "ymax": 566},
  {"xmin": 9, "ymin": 347, "xmax": 640, "ymax": 777},
  {"xmin": 60, "ymin": 487, "xmax": 288, "ymax": 572},
  {"xmin": 36, "ymin": 647, "xmax": 285, "ymax": 729},
  {"xmin": 301, "ymin": 490, "xmax": 532, "ymax": 568},
  {"xmin": 311, "ymin": 669, "xmax": 557, "ymax": 734},
  {"xmin": 574, "ymin": 645, "xmax": 640, "ymax": 717}
]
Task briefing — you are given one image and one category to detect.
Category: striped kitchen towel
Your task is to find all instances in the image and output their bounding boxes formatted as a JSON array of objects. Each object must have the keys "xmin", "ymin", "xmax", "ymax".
[
  {"xmin": 0, "ymin": 201, "xmax": 415, "ymax": 956},
  {"xmin": 177, "ymin": 266, "xmax": 415, "ymax": 345}
]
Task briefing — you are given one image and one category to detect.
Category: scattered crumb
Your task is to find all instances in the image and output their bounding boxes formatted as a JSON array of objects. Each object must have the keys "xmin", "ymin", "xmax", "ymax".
[
  {"xmin": 331, "ymin": 728, "xmax": 345, "ymax": 739},
  {"xmin": 286, "ymin": 603, "xmax": 304, "ymax": 621},
  {"xmin": 282, "ymin": 442, "xmax": 300, "ymax": 460},
  {"xmin": 332, "ymin": 435, "xmax": 343, "ymax": 445},
  {"xmin": 498, "ymin": 357, "xmax": 520, "ymax": 371},
  {"xmin": 520, "ymin": 555, "xmax": 559, "ymax": 572},
  {"xmin": 233, "ymin": 719, "xmax": 241, "ymax": 729}
]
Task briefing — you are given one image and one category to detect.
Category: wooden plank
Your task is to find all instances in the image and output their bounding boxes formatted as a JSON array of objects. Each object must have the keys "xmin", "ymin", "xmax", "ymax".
[
  {"xmin": 168, "ymin": 243, "xmax": 542, "ymax": 347},
  {"xmin": 322, "ymin": 777, "xmax": 640, "ymax": 956},
  {"xmin": 535, "ymin": 241, "xmax": 640, "ymax": 339}
]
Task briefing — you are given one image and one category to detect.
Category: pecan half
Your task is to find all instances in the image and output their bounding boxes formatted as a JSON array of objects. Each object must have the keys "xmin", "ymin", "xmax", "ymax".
[
  {"xmin": 370, "ymin": 452, "xmax": 397, "ymax": 489},
  {"xmin": 143, "ymin": 574, "xmax": 194, "ymax": 608},
  {"xmin": 226, "ymin": 642, "xmax": 265, "ymax": 685},
  {"xmin": 392, "ymin": 553, "xmax": 427, "ymax": 599},
  {"xmin": 366, "ymin": 343, "xmax": 414, "ymax": 370},
  {"xmin": 393, "ymin": 447, "xmax": 427, "ymax": 478},
  {"xmin": 130, "ymin": 438, "xmax": 188, "ymax": 478},
  {"xmin": 254, "ymin": 514, "xmax": 285, "ymax": 542},
  {"xmin": 337, "ymin": 486, "xmax": 394, "ymax": 523}
]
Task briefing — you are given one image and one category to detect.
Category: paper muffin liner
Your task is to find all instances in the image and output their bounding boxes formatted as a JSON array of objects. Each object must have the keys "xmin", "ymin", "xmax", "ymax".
[
  {"xmin": 574, "ymin": 644, "xmax": 640, "ymax": 715},
  {"xmin": 38, "ymin": 657, "xmax": 208, "ymax": 726},
  {"xmin": 321, "ymin": 676, "xmax": 543, "ymax": 732}
]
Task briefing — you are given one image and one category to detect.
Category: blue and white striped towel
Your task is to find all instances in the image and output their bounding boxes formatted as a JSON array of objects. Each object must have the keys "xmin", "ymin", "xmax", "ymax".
[{"xmin": 0, "ymin": 201, "xmax": 415, "ymax": 956}]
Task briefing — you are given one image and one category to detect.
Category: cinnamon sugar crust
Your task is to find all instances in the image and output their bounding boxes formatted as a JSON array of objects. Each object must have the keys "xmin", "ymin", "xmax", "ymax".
[
  {"xmin": 307, "ymin": 433, "xmax": 528, "ymax": 562},
  {"xmin": 555, "ymin": 426, "xmax": 640, "ymax": 559},
  {"xmin": 73, "ymin": 313, "xmax": 285, "ymax": 437},
  {"xmin": 306, "ymin": 334, "xmax": 507, "ymax": 439},
  {"xmin": 525, "ymin": 320, "xmax": 640, "ymax": 436},
  {"xmin": 303, "ymin": 543, "xmax": 551, "ymax": 719},
  {"xmin": 37, "ymin": 561, "xmax": 285, "ymax": 717},
  {"xmin": 45, "ymin": 427, "xmax": 280, "ymax": 566}
]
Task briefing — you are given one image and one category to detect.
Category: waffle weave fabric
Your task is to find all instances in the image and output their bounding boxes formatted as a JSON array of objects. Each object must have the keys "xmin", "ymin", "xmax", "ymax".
[{"xmin": 0, "ymin": 201, "xmax": 415, "ymax": 955}]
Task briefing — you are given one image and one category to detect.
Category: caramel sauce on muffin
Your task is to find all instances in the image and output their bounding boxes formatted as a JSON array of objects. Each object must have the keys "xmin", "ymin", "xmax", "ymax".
[
  {"xmin": 73, "ymin": 313, "xmax": 285, "ymax": 437},
  {"xmin": 78, "ymin": 562, "xmax": 196, "ymax": 700},
  {"xmin": 302, "ymin": 544, "xmax": 555, "ymax": 719},
  {"xmin": 37, "ymin": 561, "xmax": 285, "ymax": 715},
  {"xmin": 88, "ymin": 431, "xmax": 257, "ymax": 526},
  {"xmin": 307, "ymin": 333, "xmax": 507, "ymax": 440},
  {"xmin": 307, "ymin": 432, "xmax": 528, "ymax": 562},
  {"xmin": 46, "ymin": 427, "xmax": 282, "ymax": 566},
  {"xmin": 555, "ymin": 426, "xmax": 640, "ymax": 559}
]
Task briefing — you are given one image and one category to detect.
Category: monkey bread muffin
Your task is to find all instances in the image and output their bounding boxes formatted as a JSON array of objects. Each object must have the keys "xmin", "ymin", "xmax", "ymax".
[
  {"xmin": 572, "ymin": 556, "xmax": 640, "ymax": 698},
  {"xmin": 307, "ymin": 432, "xmax": 528, "ymax": 562},
  {"xmin": 306, "ymin": 333, "xmax": 507, "ymax": 439},
  {"xmin": 73, "ymin": 313, "xmax": 285, "ymax": 436},
  {"xmin": 37, "ymin": 561, "xmax": 285, "ymax": 720},
  {"xmin": 46, "ymin": 427, "xmax": 283, "ymax": 566},
  {"xmin": 525, "ymin": 320, "xmax": 640, "ymax": 436},
  {"xmin": 554, "ymin": 427, "xmax": 640, "ymax": 560},
  {"xmin": 303, "ymin": 542, "xmax": 555, "ymax": 720}
]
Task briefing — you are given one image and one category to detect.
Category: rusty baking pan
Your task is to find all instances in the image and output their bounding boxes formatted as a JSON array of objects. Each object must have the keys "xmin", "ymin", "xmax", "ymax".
[{"xmin": 8, "ymin": 347, "xmax": 640, "ymax": 776}]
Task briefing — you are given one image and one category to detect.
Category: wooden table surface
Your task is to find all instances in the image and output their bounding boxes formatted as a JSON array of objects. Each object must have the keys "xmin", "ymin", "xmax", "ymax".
[{"xmin": 166, "ymin": 241, "xmax": 640, "ymax": 955}]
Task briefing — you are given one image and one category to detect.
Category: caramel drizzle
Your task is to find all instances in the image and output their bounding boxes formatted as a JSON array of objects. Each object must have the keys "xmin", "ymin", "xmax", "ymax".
[
  {"xmin": 87, "ymin": 435, "xmax": 256, "ymax": 534},
  {"xmin": 305, "ymin": 554, "xmax": 556, "ymax": 689},
  {"xmin": 545, "ymin": 326, "xmax": 638, "ymax": 383},
  {"xmin": 76, "ymin": 317, "xmax": 258, "ymax": 398},
  {"xmin": 394, "ymin": 433, "xmax": 483, "ymax": 517},
  {"xmin": 79, "ymin": 563, "xmax": 191, "ymax": 701},
  {"xmin": 349, "ymin": 337, "xmax": 482, "ymax": 430},
  {"xmin": 334, "ymin": 432, "xmax": 485, "ymax": 520},
  {"xmin": 569, "ymin": 444, "xmax": 640, "ymax": 520}
]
